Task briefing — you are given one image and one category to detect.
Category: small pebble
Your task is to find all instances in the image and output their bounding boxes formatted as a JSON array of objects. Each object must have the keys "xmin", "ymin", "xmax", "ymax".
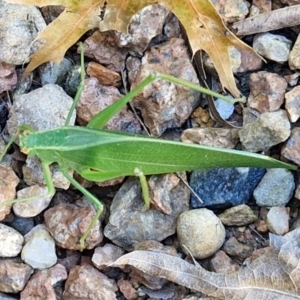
[
  {"xmin": 214, "ymin": 98, "xmax": 234, "ymax": 120},
  {"xmin": 21, "ymin": 228, "xmax": 57, "ymax": 269},
  {"xmin": 253, "ymin": 33, "xmax": 292, "ymax": 63},
  {"xmin": 0, "ymin": 223, "xmax": 24, "ymax": 257},
  {"xmin": 218, "ymin": 205, "xmax": 258, "ymax": 226},
  {"xmin": 267, "ymin": 207, "xmax": 289, "ymax": 235},
  {"xmin": 254, "ymin": 169, "xmax": 295, "ymax": 207},
  {"xmin": 177, "ymin": 209, "xmax": 225, "ymax": 259},
  {"xmin": 14, "ymin": 185, "xmax": 52, "ymax": 218}
]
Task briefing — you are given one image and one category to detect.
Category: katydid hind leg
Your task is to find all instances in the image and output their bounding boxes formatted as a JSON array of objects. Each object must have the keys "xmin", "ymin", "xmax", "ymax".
[{"xmin": 60, "ymin": 168, "xmax": 103, "ymax": 250}]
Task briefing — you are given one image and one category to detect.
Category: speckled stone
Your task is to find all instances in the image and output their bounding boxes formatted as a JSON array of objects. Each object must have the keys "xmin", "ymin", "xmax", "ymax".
[{"xmin": 190, "ymin": 167, "xmax": 265, "ymax": 209}]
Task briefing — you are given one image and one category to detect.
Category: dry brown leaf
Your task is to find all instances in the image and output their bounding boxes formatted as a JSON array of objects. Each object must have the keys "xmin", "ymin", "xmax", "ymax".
[
  {"xmin": 233, "ymin": 5, "xmax": 300, "ymax": 36},
  {"xmin": 5, "ymin": 0, "xmax": 259, "ymax": 97},
  {"xmin": 113, "ymin": 228, "xmax": 300, "ymax": 299}
]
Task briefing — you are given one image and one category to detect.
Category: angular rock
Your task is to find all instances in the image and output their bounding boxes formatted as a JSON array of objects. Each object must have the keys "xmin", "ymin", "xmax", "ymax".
[
  {"xmin": 289, "ymin": 32, "xmax": 300, "ymax": 70},
  {"xmin": 254, "ymin": 169, "xmax": 295, "ymax": 207},
  {"xmin": 13, "ymin": 185, "xmax": 52, "ymax": 218},
  {"xmin": 104, "ymin": 175, "xmax": 189, "ymax": 251},
  {"xmin": 20, "ymin": 264, "xmax": 67, "ymax": 300},
  {"xmin": 214, "ymin": 98, "xmax": 235, "ymax": 120},
  {"xmin": 218, "ymin": 204, "xmax": 258, "ymax": 226},
  {"xmin": 76, "ymin": 77, "xmax": 141, "ymax": 133},
  {"xmin": 177, "ymin": 209, "xmax": 226, "ymax": 259},
  {"xmin": 239, "ymin": 109, "xmax": 290, "ymax": 152},
  {"xmin": 131, "ymin": 38, "xmax": 201, "ymax": 136},
  {"xmin": 190, "ymin": 168, "xmax": 265, "ymax": 209},
  {"xmin": 222, "ymin": 237, "xmax": 253, "ymax": 261},
  {"xmin": 285, "ymin": 85, "xmax": 300, "ymax": 122},
  {"xmin": 282, "ymin": 127, "xmax": 300, "ymax": 165},
  {"xmin": 248, "ymin": 71, "xmax": 287, "ymax": 113},
  {"xmin": 44, "ymin": 203, "xmax": 103, "ymax": 250},
  {"xmin": 209, "ymin": 250, "xmax": 239, "ymax": 273},
  {"xmin": 0, "ymin": 223, "xmax": 23, "ymax": 257},
  {"xmin": 21, "ymin": 228, "xmax": 57, "ymax": 269},
  {"xmin": 92, "ymin": 243, "xmax": 125, "ymax": 271},
  {"xmin": 213, "ymin": 0, "xmax": 249, "ymax": 23},
  {"xmin": 0, "ymin": 165, "xmax": 19, "ymax": 221},
  {"xmin": 7, "ymin": 84, "xmax": 76, "ymax": 189},
  {"xmin": 86, "ymin": 62, "xmax": 121, "ymax": 87},
  {"xmin": 181, "ymin": 128, "xmax": 239, "ymax": 149},
  {"xmin": 0, "ymin": 2, "xmax": 46, "ymax": 64},
  {"xmin": 64, "ymin": 265, "xmax": 117, "ymax": 300},
  {"xmin": 0, "ymin": 259, "xmax": 33, "ymax": 293},
  {"xmin": 253, "ymin": 33, "xmax": 292, "ymax": 63},
  {"xmin": 0, "ymin": 62, "xmax": 17, "ymax": 93},
  {"xmin": 267, "ymin": 207, "xmax": 289, "ymax": 235}
]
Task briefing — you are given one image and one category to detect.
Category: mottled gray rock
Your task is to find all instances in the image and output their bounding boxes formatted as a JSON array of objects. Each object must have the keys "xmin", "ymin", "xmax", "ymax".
[
  {"xmin": 239, "ymin": 109, "xmax": 290, "ymax": 152},
  {"xmin": 64, "ymin": 265, "xmax": 117, "ymax": 300},
  {"xmin": 253, "ymin": 33, "xmax": 292, "ymax": 63},
  {"xmin": 218, "ymin": 204, "xmax": 258, "ymax": 226},
  {"xmin": 131, "ymin": 38, "xmax": 201, "ymax": 136},
  {"xmin": 0, "ymin": 259, "xmax": 33, "ymax": 293},
  {"xmin": 20, "ymin": 264, "xmax": 67, "ymax": 300},
  {"xmin": 104, "ymin": 175, "xmax": 189, "ymax": 251},
  {"xmin": 177, "ymin": 209, "xmax": 226, "ymax": 259},
  {"xmin": 190, "ymin": 168, "xmax": 265, "ymax": 209},
  {"xmin": 7, "ymin": 84, "xmax": 76, "ymax": 189},
  {"xmin": 0, "ymin": 1, "xmax": 46, "ymax": 64},
  {"xmin": 0, "ymin": 223, "xmax": 23, "ymax": 257},
  {"xmin": 213, "ymin": 0, "xmax": 249, "ymax": 23},
  {"xmin": 106, "ymin": 4, "xmax": 175, "ymax": 56},
  {"xmin": 267, "ymin": 207, "xmax": 289, "ymax": 235},
  {"xmin": 254, "ymin": 169, "xmax": 295, "ymax": 207},
  {"xmin": 21, "ymin": 228, "xmax": 57, "ymax": 269}
]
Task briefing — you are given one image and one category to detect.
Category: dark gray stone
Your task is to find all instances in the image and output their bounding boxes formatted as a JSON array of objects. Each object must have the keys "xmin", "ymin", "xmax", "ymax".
[{"xmin": 190, "ymin": 168, "xmax": 265, "ymax": 209}]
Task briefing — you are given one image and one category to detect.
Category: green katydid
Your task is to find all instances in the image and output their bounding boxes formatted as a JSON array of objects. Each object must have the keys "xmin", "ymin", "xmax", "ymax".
[{"xmin": 0, "ymin": 43, "xmax": 297, "ymax": 250}]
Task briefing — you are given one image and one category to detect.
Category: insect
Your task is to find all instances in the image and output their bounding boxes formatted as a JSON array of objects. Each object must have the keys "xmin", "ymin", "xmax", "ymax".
[{"xmin": 1, "ymin": 44, "xmax": 297, "ymax": 250}]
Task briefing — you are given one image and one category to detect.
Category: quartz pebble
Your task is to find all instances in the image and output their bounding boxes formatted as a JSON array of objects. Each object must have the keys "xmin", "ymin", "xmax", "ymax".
[
  {"xmin": 267, "ymin": 207, "xmax": 289, "ymax": 235},
  {"xmin": 21, "ymin": 228, "xmax": 57, "ymax": 269}
]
